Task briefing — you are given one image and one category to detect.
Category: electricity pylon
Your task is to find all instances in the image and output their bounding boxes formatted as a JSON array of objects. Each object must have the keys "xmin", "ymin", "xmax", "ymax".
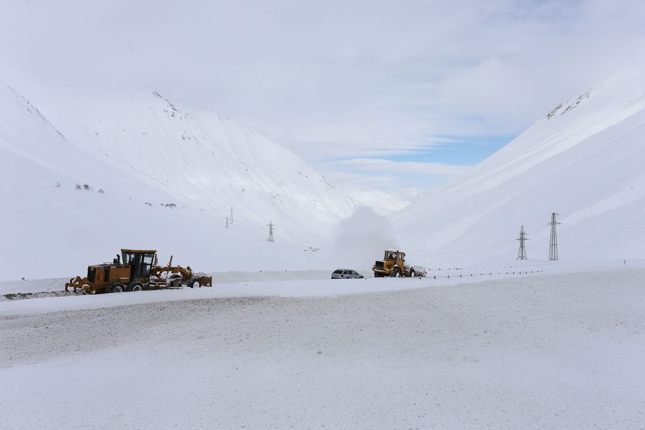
[
  {"xmin": 267, "ymin": 221, "xmax": 275, "ymax": 242},
  {"xmin": 516, "ymin": 225, "xmax": 528, "ymax": 260},
  {"xmin": 549, "ymin": 212, "xmax": 560, "ymax": 261}
]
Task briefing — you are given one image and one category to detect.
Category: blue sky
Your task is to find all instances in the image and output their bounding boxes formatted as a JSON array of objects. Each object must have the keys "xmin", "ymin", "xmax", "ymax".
[
  {"xmin": 386, "ymin": 134, "xmax": 515, "ymax": 165},
  {"xmin": 325, "ymin": 134, "xmax": 516, "ymax": 199}
]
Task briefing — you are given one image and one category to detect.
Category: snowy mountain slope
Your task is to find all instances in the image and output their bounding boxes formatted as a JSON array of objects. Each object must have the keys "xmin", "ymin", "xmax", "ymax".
[
  {"xmin": 8, "ymin": 83, "xmax": 357, "ymax": 234},
  {"xmin": 61, "ymin": 91, "xmax": 355, "ymax": 229},
  {"xmin": 0, "ymin": 83, "xmax": 178, "ymax": 201},
  {"xmin": 396, "ymin": 78, "xmax": 645, "ymax": 264},
  {"xmin": 0, "ymin": 80, "xmax": 356, "ymax": 280}
]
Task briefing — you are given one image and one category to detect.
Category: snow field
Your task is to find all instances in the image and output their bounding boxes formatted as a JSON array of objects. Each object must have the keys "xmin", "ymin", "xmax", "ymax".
[{"xmin": 2, "ymin": 268, "xmax": 645, "ymax": 429}]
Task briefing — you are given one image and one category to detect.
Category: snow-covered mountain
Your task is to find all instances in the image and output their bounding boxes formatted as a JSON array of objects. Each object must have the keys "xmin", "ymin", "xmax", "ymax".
[
  {"xmin": 397, "ymin": 76, "xmax": 645, "ymax": 265},
  {"xmin": 6, "ymin": 71, "xmax": 645, "ymax": 279},
  {"xmin": 0, "ymin": 79, "xmax": 356, "ymax": 280}
]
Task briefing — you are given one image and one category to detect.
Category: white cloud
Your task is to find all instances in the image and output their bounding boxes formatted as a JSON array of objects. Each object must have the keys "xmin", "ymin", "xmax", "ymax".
[
  {"xmin": 1, "ymin": 0, "xmax": 645, "ymax": 179},
  {"xmin": 323, "ymin": 157, "xmax": 471, "ymax": 212},
  {"xmin": 336, "ymin": 158, "xmax": 472, "ymax": 177}
]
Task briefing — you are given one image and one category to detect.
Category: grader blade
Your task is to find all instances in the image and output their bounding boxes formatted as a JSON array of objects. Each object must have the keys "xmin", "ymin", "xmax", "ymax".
[{"xmin": 64, "ymin": 276, "xmax": 89, "ymax": 293}]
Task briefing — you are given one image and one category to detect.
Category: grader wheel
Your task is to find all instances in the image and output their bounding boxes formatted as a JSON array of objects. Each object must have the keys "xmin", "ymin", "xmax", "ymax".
[{"xmin": 111, "ymin": 284, "xmax": 125, "ymax": 293}]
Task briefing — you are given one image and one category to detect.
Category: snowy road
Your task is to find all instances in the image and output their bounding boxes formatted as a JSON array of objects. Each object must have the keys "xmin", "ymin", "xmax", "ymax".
[
  {"xmin": 2, "ymin": 268, "xmax": 645, "ymax": 429},
  {"xmin": 0, "ymin": 268, "xmax": 549, "ymax": 316}
]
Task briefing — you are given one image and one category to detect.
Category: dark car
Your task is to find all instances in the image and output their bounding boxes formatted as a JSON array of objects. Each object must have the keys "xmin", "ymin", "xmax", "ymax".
[{"xmin": 331, "ymin": 269, "xmax": 364, "ymax": 279}]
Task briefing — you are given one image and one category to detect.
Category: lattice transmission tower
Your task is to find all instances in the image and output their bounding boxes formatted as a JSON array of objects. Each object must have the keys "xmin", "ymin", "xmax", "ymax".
[
  {"xmin": 516, "ymin": 225, "xmax": 528, "ymax": 260},
  {"xmin": 548, "ymin": 212, "xmax": 561, "ymax": 261},
  {"xmin": 267, "ymin": 221, "xmax": 275, "ymax": 242}
]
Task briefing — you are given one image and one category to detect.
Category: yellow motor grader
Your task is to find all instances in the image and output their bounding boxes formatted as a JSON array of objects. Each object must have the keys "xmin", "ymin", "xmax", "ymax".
[{"xmin": 65, "ymin": 249, "xmax": 212, "ymax": 294}]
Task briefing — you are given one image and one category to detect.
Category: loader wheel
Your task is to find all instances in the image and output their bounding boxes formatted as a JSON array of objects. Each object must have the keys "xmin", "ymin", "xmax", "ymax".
[
  {"xmin": 111, "ymin": 284, "xmax": 124, "ymax": 293},
  {"xmin": 410, "ymin": 270, "xmax": 416, "ymax": 278},
  {"xmin": 391, "ymin": 268, "xmax": 401, "ymax": 278},
  {"xmin": 190, "ymin": 280, "xmax": 201, "ymax": 289},
  {"xmin": 130, "ymin": 283, "xmax": 143, "ymax": 292}
]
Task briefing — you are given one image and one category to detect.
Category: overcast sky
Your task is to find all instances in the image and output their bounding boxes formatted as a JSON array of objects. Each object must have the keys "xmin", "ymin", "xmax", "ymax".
[{"xmin": 2, "ymin": 0, "xmax": 645, "ymax": 200}]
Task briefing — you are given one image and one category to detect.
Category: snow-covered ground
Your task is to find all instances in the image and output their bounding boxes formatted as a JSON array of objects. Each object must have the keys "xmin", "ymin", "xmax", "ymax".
[{"xmin": 2, "ymin": 266, "xmax": 644, "ymax": 429}]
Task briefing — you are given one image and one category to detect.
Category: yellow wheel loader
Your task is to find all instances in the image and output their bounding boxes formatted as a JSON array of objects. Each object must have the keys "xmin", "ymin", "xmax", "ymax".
[{"xmin": 372, "ymin": 250, "xmax": 426, "ymax": 278}]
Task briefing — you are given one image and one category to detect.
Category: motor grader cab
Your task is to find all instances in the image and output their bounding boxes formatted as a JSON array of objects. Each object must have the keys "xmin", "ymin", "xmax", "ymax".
[
  {"xmin": 65, "ymin": 249, "xmax": 159, "ymax": 294},
  {"xmin": 121, "ymin": 249, "xmax": 157, "ymax": 280},
  {"xmin": 372, "ymin": 249, "xmax": 422, "ymax": 278}
]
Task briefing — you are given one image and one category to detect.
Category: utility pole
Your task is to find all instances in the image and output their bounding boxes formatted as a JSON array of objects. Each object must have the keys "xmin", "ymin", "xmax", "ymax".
[
  {"xmin": 230, "ymin": 206, "xmax": 234, "ymax": 225},
  {"xmin": 267, "ymin": 221, "xmax": 275, "ymax": 242},
  {"xmin": 549, "ymin": 212, "xmax": 560, "ymax": 261},
  {"xmin": 516, "ymin": 225, "xmax": 528, "ymax": 260}
]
